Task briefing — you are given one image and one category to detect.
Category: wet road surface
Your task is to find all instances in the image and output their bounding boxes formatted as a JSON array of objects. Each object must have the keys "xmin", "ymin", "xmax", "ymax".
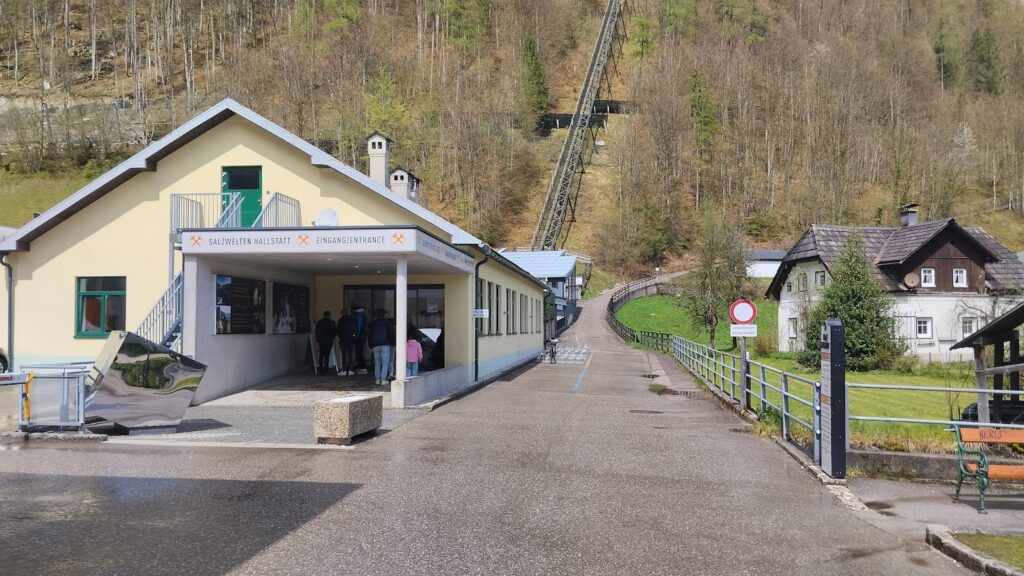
[{"xmin": 0, "ymin": 289, "xmax": 972, "ymax": 575}]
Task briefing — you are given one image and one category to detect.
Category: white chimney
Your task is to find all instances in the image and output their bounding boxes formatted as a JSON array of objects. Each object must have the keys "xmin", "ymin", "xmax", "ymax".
[
  {"xmin": 366, "ymin": 132, "xmax": 391, "ymax": 187},
  {"xmin": 899, "ymin": 203, "xmax": 918, "ymax": 227},
  {"xmin": 390, "ymin": 168, "xmax": 421, "ymax": 204}
]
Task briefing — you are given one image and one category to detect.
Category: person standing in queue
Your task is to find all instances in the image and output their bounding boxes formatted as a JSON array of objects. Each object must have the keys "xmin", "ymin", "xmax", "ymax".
[
  {"xmin": 406, "ymin": 325, "xmax": 423, "ymax": 377},
  {"xmin": 368, "ymin": 309, "xmax": 394, "ymax": 386},
  {"xmin": 314, "ymin": 311, "xmax": 336, "ymax": 375},
  {"xmin": 352, "ymin": 305, "xmax": 368, "ymax": 375},
  {"xmin": 336, "ymin": 308, "xmax": 357, "ymax": 376}
]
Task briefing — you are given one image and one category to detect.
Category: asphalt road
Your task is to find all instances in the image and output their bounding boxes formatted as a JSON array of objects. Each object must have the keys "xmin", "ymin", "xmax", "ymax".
[{"xmin": 0, "ymin": 287, "xmax": 972, "ymax": 575}]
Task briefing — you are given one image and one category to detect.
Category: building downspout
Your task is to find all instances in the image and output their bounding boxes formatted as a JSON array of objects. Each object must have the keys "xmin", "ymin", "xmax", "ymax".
[
  {"xmin": 1, "ymin": 254, "xmax": 12, "ymax": 372},
  {"xmin": 474, "ymin": 246, "xmax": 491, "ymax": 382}
]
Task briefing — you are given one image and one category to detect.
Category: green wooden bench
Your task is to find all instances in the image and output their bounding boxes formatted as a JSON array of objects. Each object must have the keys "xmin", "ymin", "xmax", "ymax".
[{"xmin": 953, "ymin": 426, "xmax": 1024, "ymax": 513}]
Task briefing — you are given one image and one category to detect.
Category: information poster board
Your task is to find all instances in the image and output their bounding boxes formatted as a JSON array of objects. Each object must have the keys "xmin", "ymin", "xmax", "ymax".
[
  {"xmin": 215, "ymin": 275, "xmax": 267, "ymax": 335},
  {"xmin": 272, "ymin": 282, "xmax": 311, "ymax": 334}
]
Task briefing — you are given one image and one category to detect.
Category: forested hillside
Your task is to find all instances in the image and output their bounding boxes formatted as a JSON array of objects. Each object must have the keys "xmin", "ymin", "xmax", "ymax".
[
  {"xmin": 1, "ymin": 0, "xmax": 1024, "ymax": 276},
  {"xmin": 595, "ymin": 0, "xmax": 1024, "ymax": 272},
  {"xmin": 0, "ymin": 0, "xmax": 602, "ymax": 243}
]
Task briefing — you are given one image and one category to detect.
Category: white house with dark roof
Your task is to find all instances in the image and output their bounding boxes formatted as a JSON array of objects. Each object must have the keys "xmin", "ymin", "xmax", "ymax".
[{"xmin": 767, "ymin": 206, "xmax": 1024, "ymax": 361}]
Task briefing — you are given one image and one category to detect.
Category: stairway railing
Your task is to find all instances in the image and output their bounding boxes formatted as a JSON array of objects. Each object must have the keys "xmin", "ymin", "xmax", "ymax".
[
  {"xmin": 136, "ymin": 273, "xmax": 184, "ymax": 352},
  {"xmin": 254, "ymin": 192, "xmax": 301, "ymax": 228},
  {"xmin": 170, "ymin": 192, "xmax": 243, "ymax": 231}
]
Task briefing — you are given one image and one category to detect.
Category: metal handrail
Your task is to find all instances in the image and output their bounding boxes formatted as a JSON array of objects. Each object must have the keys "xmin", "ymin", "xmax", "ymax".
[
  {"xmin": 254, "ymin": 192, "xmax": 301, "ymax": 228},
  {"xmin": 217, "ymin": 193, "xmax": 244, "ymax": 228},
  {"xmin": 532, "ymin": 0, "xmax": 623, "ymax": 250},
  {"xmin": 136, "ymin": 273, "xmax": 184, "ymax": 352},
  {"xmin": 170, "ymin": 193, "xmax": 242, "ymax": 231}
]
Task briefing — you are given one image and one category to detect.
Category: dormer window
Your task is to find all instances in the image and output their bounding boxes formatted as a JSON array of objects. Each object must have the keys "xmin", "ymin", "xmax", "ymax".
[
  {"xmin": 920, "ymin": 268, "xmax": 935, "ymax": 288},
  {"xmin": 953, "ymin": 268, "xmax": 967, "ymax": 288}
]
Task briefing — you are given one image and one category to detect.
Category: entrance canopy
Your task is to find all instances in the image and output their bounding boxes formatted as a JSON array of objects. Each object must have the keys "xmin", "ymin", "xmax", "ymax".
[{"xmin": 180, "ymin": 226, "xmax": 476, "ymax": 275}]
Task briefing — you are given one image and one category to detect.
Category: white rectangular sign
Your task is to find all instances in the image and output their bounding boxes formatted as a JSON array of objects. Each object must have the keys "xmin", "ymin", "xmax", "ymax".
[
  {"xmin": 730, "ymin": 324, "xmax": 758, "ymax": 337},
  {"xmin": 181, "ymin": 228, "xmax": 476, "ymax": 273},
  {"xmin": 472, "ymin": 308, "xmax": 490, "ymax": 319}
]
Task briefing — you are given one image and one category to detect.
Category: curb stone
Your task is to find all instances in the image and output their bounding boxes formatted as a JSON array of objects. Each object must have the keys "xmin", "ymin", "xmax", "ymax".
[
  {"xmin": 926, "ymin": 525, "xmax": 1024, "ymax": 576},
  {"xmin": 1, "ymin": 431, "xmax": 107, "ymax": 442}
]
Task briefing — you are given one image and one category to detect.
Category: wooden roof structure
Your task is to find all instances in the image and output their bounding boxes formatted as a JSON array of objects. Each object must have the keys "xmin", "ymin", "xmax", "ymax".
[
  {"xmin": 766, "ymin": 219, "xmax": 1024, "ymax": 299},
  {"xmin": 952, "ymin": 301, "xmax": 1024, "ymax": 424}
]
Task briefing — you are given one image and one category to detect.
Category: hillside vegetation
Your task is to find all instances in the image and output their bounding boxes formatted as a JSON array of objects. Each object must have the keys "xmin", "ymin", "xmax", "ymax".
[
  {"xmin": 1, "ymin": 1, "xmax": 1024, "ymax": 275},
  {"xmin": 0, "ymin": 0, "xmax": 602, "ymax": 243},
  {"xmin": 589, "ymin": 0, "xmax": 1024, "ymax": 273}
]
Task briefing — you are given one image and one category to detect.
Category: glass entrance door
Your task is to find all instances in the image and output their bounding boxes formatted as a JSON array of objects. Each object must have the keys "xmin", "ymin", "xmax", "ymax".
[
  {"xmin": 343, "ymin": 285, "xmax": 445, "ymax": 371},
  {"xmin": 222, "ymin": 166, "xmax": 262, "ymax": 227}
]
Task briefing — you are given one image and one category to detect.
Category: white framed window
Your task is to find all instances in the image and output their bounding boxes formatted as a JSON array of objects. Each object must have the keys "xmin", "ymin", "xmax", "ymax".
[
  {"xmin": 953, "ymin": 268, "xmax": 967, "ymax": 288},
  {"xmin": 797, "ymin": 273, "xmax": 807, "ymax": 292},
  {"xmin": 916, "ymin": 317, "xmax": 933, "ymax": 339},
  {"xmin": 787, "ymin": 318, "xmax": 798, "ymax": 339},
  {"xmin": 920, "ymin": 268, "xmax": 935, "ymax": 288},
  {"xmin": 814, "ymin": 271, "xmax": 827, "ymax": 287},
  {"xmin": 786, "ymin": 282, "xmax": 792, "ymax": 293},
  {"xmin": 962, "ymin": 317, "xmax": 978, "ymax": 338}
]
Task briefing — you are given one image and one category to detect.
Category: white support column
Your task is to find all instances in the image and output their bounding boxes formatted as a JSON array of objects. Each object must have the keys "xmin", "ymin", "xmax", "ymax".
[
  {"xmin": 181, "ymin": 255, "xmax": 199, "ymax": 358},
  {"xmin": 395, "ymin": 256, "xmax": 408, "ymax": 382}
]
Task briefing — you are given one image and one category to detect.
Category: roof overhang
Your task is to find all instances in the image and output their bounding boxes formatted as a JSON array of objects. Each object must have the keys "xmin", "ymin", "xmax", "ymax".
[
  {"xmin": 181, "ymin": 226, "xmax": 476, "ymax": 275},
  {"xmin": 877, "ymin": 220, "xmax": 999, "ymax": 266}
]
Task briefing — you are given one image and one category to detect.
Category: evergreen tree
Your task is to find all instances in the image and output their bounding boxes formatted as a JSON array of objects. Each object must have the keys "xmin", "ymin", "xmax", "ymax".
[
  {"xmin": 933, "ymin": 17, "xmax": 960, "ymax": 89},
  {"xmin": 520, "ymin": 35, "xmax": 550, "ymax": 133},
  {"xmin": 799, "ymin": 234, "xmax": 903, "ymax": 371},
  {"xmin": 688, "ymin": 71, "xmax": 719, "ymax": 162},
  {"xmin": 965, "ymin": 27, "xmax": 1003, "ymax": 95}
]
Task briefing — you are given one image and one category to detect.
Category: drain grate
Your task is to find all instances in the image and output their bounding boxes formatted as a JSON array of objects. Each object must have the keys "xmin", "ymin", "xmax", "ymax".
[{"xmin": 629, "ymin": 409, "xmax": 663, "ymax": 415}]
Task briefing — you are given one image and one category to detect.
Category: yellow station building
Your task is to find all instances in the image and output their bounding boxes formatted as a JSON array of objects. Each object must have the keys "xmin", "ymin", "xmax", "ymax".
[{"xmin": 0, "ymin": 99, "xmax": 546, "ymax": 407}]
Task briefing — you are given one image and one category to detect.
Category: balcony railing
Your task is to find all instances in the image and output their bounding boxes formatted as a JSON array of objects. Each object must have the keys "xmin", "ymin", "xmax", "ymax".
[
  {"xmin": 254, "ymin": 192, "xmax": 301, "ymax": 228},
  {"xmin": 170, "ymin": 193, "xmax": 242, "ymax": 231}
]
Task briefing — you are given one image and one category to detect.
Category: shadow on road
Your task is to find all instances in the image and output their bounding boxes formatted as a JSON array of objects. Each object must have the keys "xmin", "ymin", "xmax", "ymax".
[{"xmin": 0, "ymin": 472, "xmax": 360, "ymax": 575}]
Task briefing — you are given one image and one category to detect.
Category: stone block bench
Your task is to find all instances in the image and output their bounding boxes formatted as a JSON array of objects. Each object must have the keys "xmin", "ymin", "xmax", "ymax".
[{"xmin": 314, "ymin": 395, "xmax": 383, "ymax": 445}]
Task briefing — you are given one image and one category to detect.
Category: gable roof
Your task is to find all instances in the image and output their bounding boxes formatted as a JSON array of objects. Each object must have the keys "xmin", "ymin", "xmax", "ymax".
[
  {"xmin": 0, "ymin": 98, "xmax": 480, "ymax": 252},
  {"xmin": 498, "ymin": 249, "xmax": 577, "ymax": 279},
  {"xmin": 766, "ymin": 220, "xmax": 1024, "ymax": 299},
  {"xmin": 968, "ymin": 228, "xmax": 1024, "ymax": 291},
  {"xmin": 876, "ymin": 218, "xmax": 996, "ymax": 265}
]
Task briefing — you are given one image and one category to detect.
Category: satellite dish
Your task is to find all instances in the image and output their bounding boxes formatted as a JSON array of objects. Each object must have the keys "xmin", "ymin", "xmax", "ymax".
[
  {"xmin": 904, "ymin": 272, "xmax": 920, "ymax": 288},
  {"xmin": 313, "ymin": 208, "xmax": 339, "ymax": 227}
]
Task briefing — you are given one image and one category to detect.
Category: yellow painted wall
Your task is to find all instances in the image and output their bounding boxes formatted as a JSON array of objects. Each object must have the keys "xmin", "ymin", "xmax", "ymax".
[
  {"xmin": 0, "ymin": 272, "xmax": 7, "ymax": 355},
  {"xmin": 6, "ymin": 115, "xmax": 452, "ymax": 363},
  {"xmin": 477, "ymin": 257, "xmax": 545, "ymax": 371}
]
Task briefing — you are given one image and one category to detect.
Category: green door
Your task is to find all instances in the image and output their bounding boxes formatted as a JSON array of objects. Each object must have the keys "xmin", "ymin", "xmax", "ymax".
[{"xmin": 222, "ymin": 166, "xmax": 262, "ymax": 227}]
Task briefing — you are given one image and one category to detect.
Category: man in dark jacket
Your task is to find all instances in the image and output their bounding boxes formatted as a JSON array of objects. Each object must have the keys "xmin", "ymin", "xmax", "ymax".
[
  {"xmin": 314, "ymin": 311, "xmax": 336, "ymax": 375},
  {"xmin": 352, "ymin": 305, "xmax": 368, "ymax": 375},
  {"xmin": 336, "ymin": 309, "xmax": 357, "ymax": 376}
]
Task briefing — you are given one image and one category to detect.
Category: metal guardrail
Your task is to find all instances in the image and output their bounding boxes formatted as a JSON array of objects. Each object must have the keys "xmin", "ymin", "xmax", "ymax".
[
  {"xmin": 136, "ymin": 273, "xmax": 184, "ymax": 352},
  {"xmin": 255, "ymin": 192, "xmax": 301, "ymax": 228},
  {"xmin": 606, "ymin": 278, "xmax": 1024, "ymax": 464},
  {"xmin": 532, "ymin": 0, "xmax": 623, "ymax": 250},
  {"xmin": 170, "ymin": 192, "xmax": 242, "ymax": 231}
]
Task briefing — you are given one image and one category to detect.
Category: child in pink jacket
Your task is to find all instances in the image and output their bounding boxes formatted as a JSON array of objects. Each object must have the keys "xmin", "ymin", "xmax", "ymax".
[{"xmin": 406, "ymin": 329, "xmax": 424, "ymax": 377}]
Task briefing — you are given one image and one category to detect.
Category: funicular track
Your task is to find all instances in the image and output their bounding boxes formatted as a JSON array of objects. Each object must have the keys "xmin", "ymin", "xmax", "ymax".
[{"xmin": 531, "ymin": 0, "xmax": 625, "ymax": 251}]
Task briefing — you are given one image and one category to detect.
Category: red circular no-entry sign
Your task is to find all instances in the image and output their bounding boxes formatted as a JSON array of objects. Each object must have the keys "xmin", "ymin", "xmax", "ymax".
[{"xmin": 729, "ymin": 299, "xmax": 757, "ymax": 324}]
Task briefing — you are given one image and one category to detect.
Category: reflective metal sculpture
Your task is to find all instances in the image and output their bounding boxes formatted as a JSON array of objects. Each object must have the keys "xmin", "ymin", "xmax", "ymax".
[{"xmin": 84, "ymin": 331, "xmax": 206, "ymax": 432}]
